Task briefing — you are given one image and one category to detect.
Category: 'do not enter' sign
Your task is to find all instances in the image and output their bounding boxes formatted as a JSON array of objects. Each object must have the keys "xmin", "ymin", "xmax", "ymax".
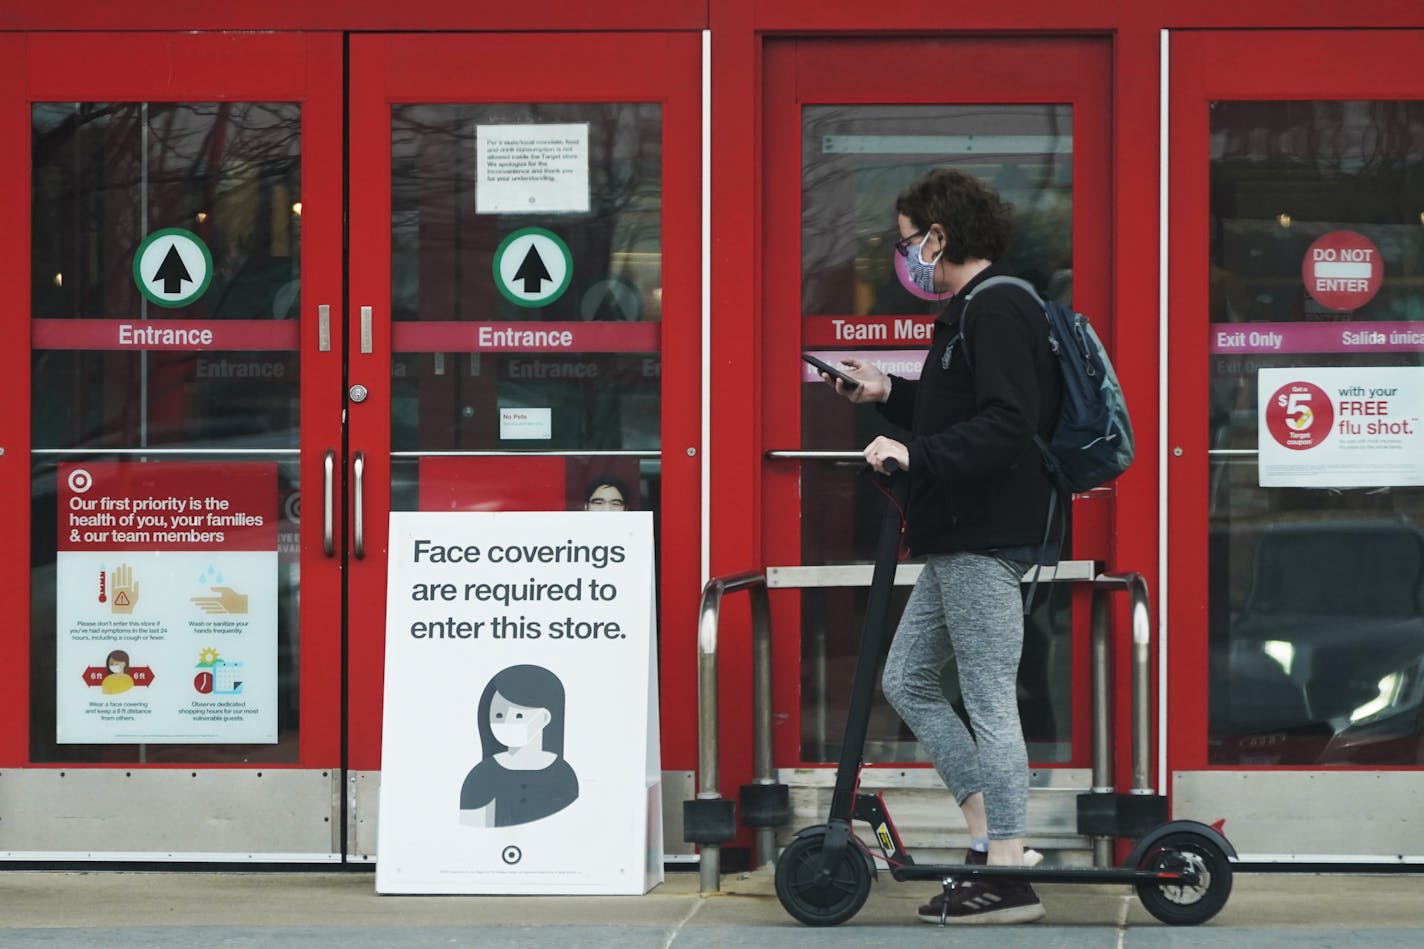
[{"xmin": 1302, "ymin": 229, "xmax": 1382, "ymax": 312}]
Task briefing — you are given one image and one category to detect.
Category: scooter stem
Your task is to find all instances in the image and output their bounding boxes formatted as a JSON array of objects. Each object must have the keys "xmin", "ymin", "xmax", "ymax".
[{"xmin": 827, "ymin": 467, "xmax": 907, "ymax": 823}]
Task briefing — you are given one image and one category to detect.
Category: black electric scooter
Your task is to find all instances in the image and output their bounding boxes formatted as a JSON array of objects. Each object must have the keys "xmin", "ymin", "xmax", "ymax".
[{"xmin": 773, "ymin": 463, "xmax": 1236, "ymax": 927}]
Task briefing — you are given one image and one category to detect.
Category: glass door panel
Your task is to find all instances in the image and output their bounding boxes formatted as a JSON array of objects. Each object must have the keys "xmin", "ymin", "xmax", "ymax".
[
  {"xmin": 795, "ymin": 103, "xmax": 1077, "ymax": 765},
  {"xmin": 346, "ymin": 33, "xmax": 702, "ymax": 789},
  {"xmin": 388, "ymin": 102, "xmax": 665, "ymax": 518},
  {"xmin": 1206, "ymin": 100, "xmax": 1424, "ymax": 767},
  {"xmin": 763, "ymin": 37, "xmax": 1111, "ymax": 770},
  {"xmin": 30, "ymin": 99, "xmax": 304, "ymax": 763}
]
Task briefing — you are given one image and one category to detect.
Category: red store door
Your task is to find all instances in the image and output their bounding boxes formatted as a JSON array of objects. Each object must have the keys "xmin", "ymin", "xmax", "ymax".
[
  {"xmin": 0, "ymin": 29, "xmax": 701, "ymax": 862},
  {"xmin": 759, "ymin": 36, "xmax": 1116, "ymax": 861},
  {"xmin": 1, "ymin": 32, "xmax": 346, "ymax": 858},
  {"xmin": 1168, "ymin": 30, "xmax": 1424, "ymax": 861},
  {"xmin": 343, "ymin": 32, "xmax": 703, "ymax": 859}
]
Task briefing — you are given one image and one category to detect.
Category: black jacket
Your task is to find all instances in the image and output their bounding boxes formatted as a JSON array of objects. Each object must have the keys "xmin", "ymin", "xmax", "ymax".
[{"xmin": 878, "ymin": 265, "xmax": 1065, "ymax": 558}]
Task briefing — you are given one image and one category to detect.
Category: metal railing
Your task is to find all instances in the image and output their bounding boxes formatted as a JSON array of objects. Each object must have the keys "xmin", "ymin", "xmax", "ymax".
[
  {"xmin": 692, "ymin": 560, "xmax": 1157, "ymax": 890},
  {"xmin": 1090, "ymin": 570, "xmax": 1155, "ymax": 865},
  {"xmin": 694, "ymin": 570, "xmax": 772, "ymax": 894}
]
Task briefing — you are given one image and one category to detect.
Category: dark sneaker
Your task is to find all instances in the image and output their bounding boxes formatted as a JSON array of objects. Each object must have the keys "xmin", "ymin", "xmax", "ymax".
[
  {"xmin": 942, "ymin": 879, "xmax": 1045, "ymax": 925},
  {"xmin": 916, "ymin": 849, "xmax": 987, "ymax": 922},
  {"xmin": 916, "ymin": 849, "xmax": 1047, "ymax": 924}
]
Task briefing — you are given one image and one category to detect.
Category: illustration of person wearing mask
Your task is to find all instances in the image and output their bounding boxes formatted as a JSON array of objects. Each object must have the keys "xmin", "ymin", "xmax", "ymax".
[
  {"xmin": 101, "ymin": 649, "xmax": 135, "ymax": 695},
  {"xmin": 459, "ymin": 664, "xmax": 579, "ymax": 827}
]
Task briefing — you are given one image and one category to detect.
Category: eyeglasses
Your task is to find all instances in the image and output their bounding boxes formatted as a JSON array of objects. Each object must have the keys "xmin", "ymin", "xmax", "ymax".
[
  {"xmin": 587, "ymin": 498, "xmax": 625, "ymax": 509},
  {"xmin": 894, "ymin": 229, "xmax": 928, "ymax": 258}
]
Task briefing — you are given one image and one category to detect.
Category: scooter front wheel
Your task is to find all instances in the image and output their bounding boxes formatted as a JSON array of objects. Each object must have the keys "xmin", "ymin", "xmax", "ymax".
[
  {"xmin": 1134, "ymin": 830, "xmax": 1233, "ymax": 925},
  {"xmin": 774, "ymin": 832, "xmax": 872, "ymax": 926}
]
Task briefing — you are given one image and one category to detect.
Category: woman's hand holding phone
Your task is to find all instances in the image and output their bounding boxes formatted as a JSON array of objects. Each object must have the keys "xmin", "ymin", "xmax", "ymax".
[{"xmin": 805, "ymin": 354, "xmax": 891, "ymax": 404}]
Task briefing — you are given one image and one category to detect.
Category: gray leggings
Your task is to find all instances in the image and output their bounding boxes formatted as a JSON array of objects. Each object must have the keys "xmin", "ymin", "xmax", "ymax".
[{"xmin": 881, "ymin": 552, "xmax": 1029, "ymax": 839}]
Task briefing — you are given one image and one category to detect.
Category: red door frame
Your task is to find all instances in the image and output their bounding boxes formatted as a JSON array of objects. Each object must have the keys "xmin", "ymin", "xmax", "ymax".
[
  {"xmin": 1167, "ymin": 28, "xmax": 1424, "ymax": 775},
  {"xmin": 345, "ymin": 32, "xmax": 704, "ymax": 775},
  {"xmin": 0, "ymin": 0, "xmax": 706, "ymax": 32},
  {"xmin": 758, "ymin": 36, "xmax": 1113, "ymax": 773},
  {"xmin": 0, "ymin": 32, "xmax": 345, "ymax": 769},
  {"xmin": 0, "ymin": 33, "xmax": 25, "ymax": 767}
]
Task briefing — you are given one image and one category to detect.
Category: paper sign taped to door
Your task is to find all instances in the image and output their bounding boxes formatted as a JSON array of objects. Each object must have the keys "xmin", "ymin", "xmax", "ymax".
[
  {"xmin": 1258, "ymin": 366, "xmax": 1424, "ymax": 487},
  {"xmin": 476, "ymin": 124, "xmax": 590, "ymax": 214}
]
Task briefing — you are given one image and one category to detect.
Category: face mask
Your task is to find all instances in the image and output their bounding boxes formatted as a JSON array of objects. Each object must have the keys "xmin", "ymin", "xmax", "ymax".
[
  {"xmin": 109, "ymin": 665, "xmax": 124, "ymax": 674},
  {"xmin": 492, "ymin": 717, "xmax": 545, "ymax": 749},
  {"xmin": 905, "ymin": 234, "xmax": 942, "ymax": 294}
]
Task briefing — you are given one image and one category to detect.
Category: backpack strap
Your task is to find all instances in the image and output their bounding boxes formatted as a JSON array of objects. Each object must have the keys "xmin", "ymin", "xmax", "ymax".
[
  {"xmin": 1021, "ymin": 490, "xmax": 1066, "ymax": 616},
  {"xmin": 963, "ymin": 274, "xmax": 1043, "ymax": 305},
  {"xmin": 954, "ymin": 275, "xmax": 1047, "ymax": 370}
]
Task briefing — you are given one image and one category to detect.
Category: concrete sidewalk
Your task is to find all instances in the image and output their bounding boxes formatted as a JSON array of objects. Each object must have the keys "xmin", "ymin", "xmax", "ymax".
[{"xmin": 1, "ymin": 866, "xmax": 1421, "ymax": 947}]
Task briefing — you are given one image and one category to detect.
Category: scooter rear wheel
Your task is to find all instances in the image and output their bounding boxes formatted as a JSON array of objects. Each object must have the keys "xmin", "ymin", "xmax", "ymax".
[
  {"xmin": 1134, "ymin": 830, "xmax": 1233, "ymax": 925},
  {"xmin": 774, "ymin": 833, "xmax": 872, "ymax": 926}
]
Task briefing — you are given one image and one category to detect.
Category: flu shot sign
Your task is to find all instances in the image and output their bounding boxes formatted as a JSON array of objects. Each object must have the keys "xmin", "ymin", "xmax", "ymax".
[
  {"xmin": 55, "ymin": 462, "xmax": 279, "ymax": 744},
  {"xmin": 1259, "ymin": 367, "xmax": 1424, "ymax": 487}
]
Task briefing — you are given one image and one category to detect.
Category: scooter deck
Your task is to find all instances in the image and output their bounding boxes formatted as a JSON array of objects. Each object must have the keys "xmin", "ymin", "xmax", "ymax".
[{"xmin": 889, "ymin": 863, "xmax": 1200, "ymax": 887}]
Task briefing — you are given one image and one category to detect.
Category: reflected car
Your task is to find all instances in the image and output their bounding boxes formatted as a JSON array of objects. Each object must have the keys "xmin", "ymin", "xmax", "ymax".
[{"xmin": 1210, "ymin": 519, "xmax": 1424, "ymax": 766}]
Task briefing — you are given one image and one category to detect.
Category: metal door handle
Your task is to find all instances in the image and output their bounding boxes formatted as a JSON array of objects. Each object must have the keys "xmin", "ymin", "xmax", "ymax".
[
  {"xmin": 353, "ymin": 451, "xmax": 366, "ymax": 560},
  {"xmin": 323, "ymin": 448, "xmax": 335, "ymax": 557},
  {"xmin": 318, "ymin": 304, "xmax": 332, "ymax": 352},
  {"xmin": 360, "ymin": 306, "xmax": 373, "ymax": 355},
  {"xmin": 765, "ymin": 450, "xmax": 865, "ymax": 462}
]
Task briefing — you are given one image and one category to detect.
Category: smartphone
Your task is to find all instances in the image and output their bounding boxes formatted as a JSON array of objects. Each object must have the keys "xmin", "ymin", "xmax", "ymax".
[{"xmin": 802, "ymin": 353, "xmax": 860, "ymax": 390}]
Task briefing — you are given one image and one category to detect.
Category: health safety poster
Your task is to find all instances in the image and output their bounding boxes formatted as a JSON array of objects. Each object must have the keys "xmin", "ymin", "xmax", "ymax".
[{"xmin": 54, "ymin": 462, "xmax": 279, "ymax": 744}]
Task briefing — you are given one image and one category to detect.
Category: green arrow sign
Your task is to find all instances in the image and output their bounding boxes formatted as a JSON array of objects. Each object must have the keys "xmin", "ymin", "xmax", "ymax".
[
  {"xmin": 493, "ymin": 227, "xmax": 573, "ymax": 308},
  {"xmin": 133, "ymin": 228, "xmax": 213, "ymax": 308}
]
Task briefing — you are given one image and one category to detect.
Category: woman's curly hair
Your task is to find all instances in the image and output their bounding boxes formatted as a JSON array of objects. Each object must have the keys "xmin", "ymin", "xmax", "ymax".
[{"xmin": 895, "ymin": 169, "xmax": 1014, "ymax": 264}]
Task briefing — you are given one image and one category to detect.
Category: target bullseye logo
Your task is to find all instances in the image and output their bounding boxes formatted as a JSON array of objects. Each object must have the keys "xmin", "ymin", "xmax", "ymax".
[
  {"xmin": 501, "ymin": 845, "xmax": 522, "ymax": 865},
  {"xmin": 67, "ymin": 468, "xmax": 94, "ymax": 493},
  {"xmin": 283, "ymin": 490, "xmax": 302, "ymax": 524},
  {"xmin": 1266, "ymin": 381, "xmax": 1334, "ymax": 450}
]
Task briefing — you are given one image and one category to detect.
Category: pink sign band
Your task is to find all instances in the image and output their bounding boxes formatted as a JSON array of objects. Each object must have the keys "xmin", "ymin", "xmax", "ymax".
[
  {"xmin": 393, "ymin": 321, "xmax": 660, "ymax": 353},
  {"xmin": 33, "ymin": 319, "xmax": 298, "ymax": 351},
  {"xmin": 802, "ymin": 350, "xmax": 927, "ymax": 383},
  {"xmin": 30, "ymin": 319, "xmax": 661, "ymax": 354},
  {"xmin": 1211, "ymin": 321, "xmax": 1424, "ymax": 355}
]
